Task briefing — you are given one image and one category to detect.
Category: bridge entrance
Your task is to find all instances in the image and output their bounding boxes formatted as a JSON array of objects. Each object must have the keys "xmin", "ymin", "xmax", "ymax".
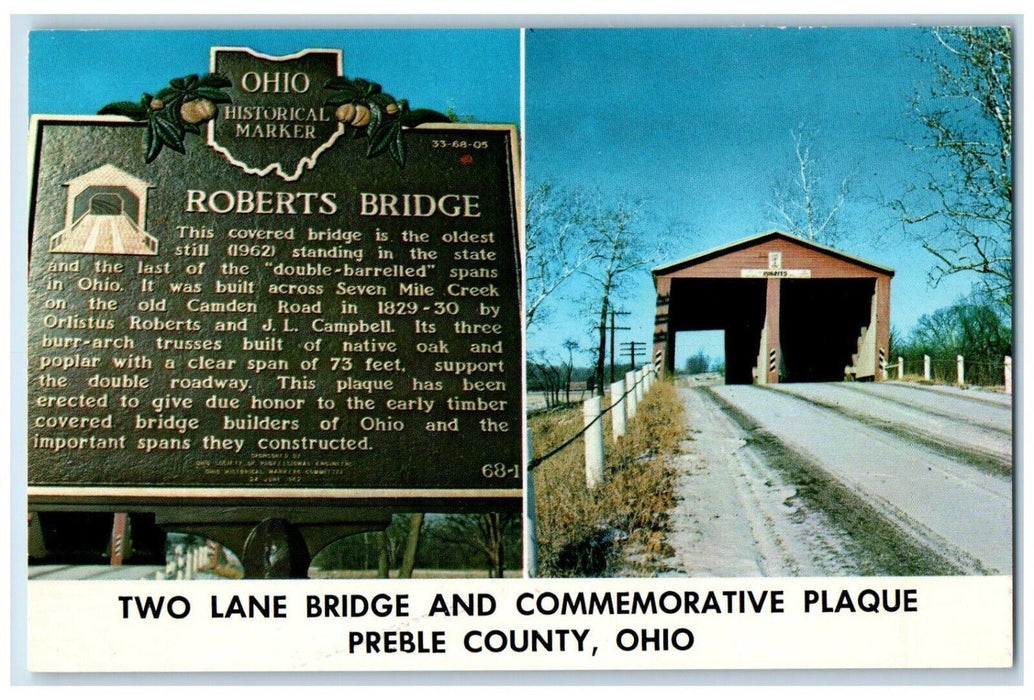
[
  {"xmin": 653, "ymin": 231, "xmax": 894, "ymax": 384},
  {"xmin": 668, "ymin": 279, "xmax": 764, "ymax": 384}
]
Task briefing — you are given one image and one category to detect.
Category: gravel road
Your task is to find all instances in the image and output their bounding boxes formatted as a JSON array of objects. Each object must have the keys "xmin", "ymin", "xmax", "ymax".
[
  {"xmin": 667, "ymin": 383, "xmax": 1012, "ymax": 576},
  {"xmin": 666, "ymin": 388, "xmax": 860, "ymax": 576},
  {"xmin": 769, "ymin": 382, "xmax": 1011, "ymax": 472},
  {"xmin": 839, "ymin": 381, "xmax": 1012, "ymax": 432}
]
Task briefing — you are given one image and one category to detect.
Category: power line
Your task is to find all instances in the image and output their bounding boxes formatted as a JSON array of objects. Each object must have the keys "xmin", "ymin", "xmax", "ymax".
[{"xmin": 619, "ymin": 340, "xmax": 647, "ymax": 368}]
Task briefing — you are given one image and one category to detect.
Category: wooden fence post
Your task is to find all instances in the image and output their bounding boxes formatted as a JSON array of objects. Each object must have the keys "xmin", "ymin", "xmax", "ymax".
[
  {"xmin": 583, "ymin": 396, "xmax": 604, "ymax": 489},
  {"xmin": 524, "ymin": 428, "xmax": 538, "ymax": 577},
  {"xmin": 924, "ymin": 355, "xmax": 931, "ymax": 381},
  {"xmin": 625, "ymin": 370, "xmax": 638, "ymax": 419},
  {"xmin": 957, "ymin": 355, "xmax": 965, "ymax": 386},
  {"xmin": 610, "ymin": 379, "xmax": 626, "ymax": 441},
  {"xmin": 1005, "ymin": 356, "xmax": 1012, "ymax": 395}
]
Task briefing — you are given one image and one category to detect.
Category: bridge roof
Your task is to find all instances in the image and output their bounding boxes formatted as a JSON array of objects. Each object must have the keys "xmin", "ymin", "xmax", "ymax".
[
  {"xmin": 652, "ymin": 230, "xmax": 895, "ymax": 279},
  {"xmin": 63, "ymin": 164, "xmax": 151, "ymax": 191}
]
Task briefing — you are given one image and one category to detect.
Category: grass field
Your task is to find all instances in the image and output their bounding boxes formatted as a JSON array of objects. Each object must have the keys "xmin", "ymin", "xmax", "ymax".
[{"xmin": 529, "ymin": 380, "xmax": 685, "ymax": 577}]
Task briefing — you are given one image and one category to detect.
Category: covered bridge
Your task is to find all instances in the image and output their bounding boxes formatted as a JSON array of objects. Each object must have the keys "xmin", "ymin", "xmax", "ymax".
[
  {"xmin": 652, "ymin": 231, "xmax": 894, "ymax": 384},
  {"xmin": 50, "ymin": 164, "xmax": 157, "ymax": 256}
]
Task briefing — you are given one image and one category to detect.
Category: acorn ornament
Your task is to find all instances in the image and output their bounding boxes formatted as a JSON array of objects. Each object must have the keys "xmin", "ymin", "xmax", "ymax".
[
  {"xmin": 335, "ymin": 103, "xmax": 372, "ymax": 127},
  {"xmin": 351, "ymin": 105, "xmax": 371, "ymax": 127},
  {"xmin": 335, "ymin": 103, "xmax": 357, "ymax": 123},
  {"xmin": 322, "ymin": 74, "xmax": 452, "ymax": 167},
  {"xmin": 98, "ymin": 71, "xmax": 233, "ymax": 163},
  {"xmin": 180, "ymin": 98, "xmax": 217, "ymax": 124}
]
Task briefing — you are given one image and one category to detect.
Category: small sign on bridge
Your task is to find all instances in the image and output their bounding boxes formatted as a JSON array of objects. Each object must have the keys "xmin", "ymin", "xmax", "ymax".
[{"xmin": 740, "ymin": 268, "xmax": 812, "ymax": 278}]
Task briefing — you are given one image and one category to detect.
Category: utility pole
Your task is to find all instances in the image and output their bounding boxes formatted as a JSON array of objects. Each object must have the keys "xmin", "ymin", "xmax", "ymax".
[
  {"xmin": 600, "ymin": 309, "xmax": 631, "ymax": 384},
  {"xmin": 609, "ymin": 310, "xmax": 633, "ymax": 384},
  {"xmin": 620, "ymin": 340, "xmax": 646, "ymax": 369}
]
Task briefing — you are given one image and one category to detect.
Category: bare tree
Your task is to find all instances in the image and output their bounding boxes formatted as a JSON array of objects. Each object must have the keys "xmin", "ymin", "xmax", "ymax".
[
  {"xmin": 685, "ymin": 350, "xmax": 711, "ymax": 375},
  {"xmin": 768, "ymin": 126, "xmax": 852, "ymax": 245},
  {"xmin": 431, "ymin": 513, "xmax": 520, "ymax": 578},
  {"xmin": 525, "ymin": 182, "xmax": 596, "ymax": 329},
  {"xmin": 527, "ymin": 184, "xmax": 671, "ymax": 393},
  {"xmin": 397, "ymin": 513, "xmax": 424, "ymax": 578},
  {"xmin": 527, "ymin": 349, "xmax": 570, "ymax": 408},
  {"xmin": 561, "ymin": 339, "xmax": 580, "ymax": 404},
  {"xmin": 580, "ymin": 196, "xmax": 657, "ymax": 395},
  {"xmin": 892, "ymin": 27, "xmax": 1013, "ymax": 306},
  {"xmin": 898, "ymin": 287, "xmax": 1011, "ymax": 385}
]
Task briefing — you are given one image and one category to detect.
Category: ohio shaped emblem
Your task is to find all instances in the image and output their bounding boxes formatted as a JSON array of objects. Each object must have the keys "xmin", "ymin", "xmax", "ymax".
[{"xmin": 207, "ymin": 47, "xmax": 345, "ymax": 181}]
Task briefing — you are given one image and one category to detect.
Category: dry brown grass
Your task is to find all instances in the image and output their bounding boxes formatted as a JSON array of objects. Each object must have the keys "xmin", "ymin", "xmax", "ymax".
[{"xmin": 529, "ymin": 380, "xmax": 685, "ymax": 577}]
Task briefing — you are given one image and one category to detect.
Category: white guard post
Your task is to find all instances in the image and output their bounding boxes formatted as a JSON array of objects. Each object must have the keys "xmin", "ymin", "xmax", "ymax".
[
  {"xmin": 583, "ymin": 396, "xmax": 605, "ymax": 489},
  {"xmin": 610, "ymin": 379, "xmax": 626, "ymax": 440}
]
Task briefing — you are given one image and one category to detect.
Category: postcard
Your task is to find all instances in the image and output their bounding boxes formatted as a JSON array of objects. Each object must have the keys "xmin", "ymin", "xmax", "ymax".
[{"xmin": 19, "ymin": 24, "xmax": 1014, "ymax": 675}]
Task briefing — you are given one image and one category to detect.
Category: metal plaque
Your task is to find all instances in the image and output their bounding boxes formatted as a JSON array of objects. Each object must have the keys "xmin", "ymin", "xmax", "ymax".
[{"xmin": 27, "ymin": 58, "xmax": 522, "ymax": 508}]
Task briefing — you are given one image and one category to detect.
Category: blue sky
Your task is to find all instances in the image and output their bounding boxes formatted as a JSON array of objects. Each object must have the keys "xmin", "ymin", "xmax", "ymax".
[
  {"xmin": 28, "ymin": 29, "xmax": 520, "ymax": 123},
  {"xmin": 525, "ymin": 27, "xmax": 989, "ymax": 366}
]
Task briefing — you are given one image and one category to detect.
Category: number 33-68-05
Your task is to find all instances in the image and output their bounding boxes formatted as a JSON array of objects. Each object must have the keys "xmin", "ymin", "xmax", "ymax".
[{"xmin": 432, "ymin": 140, "xmax": 489, "ymax": 149}]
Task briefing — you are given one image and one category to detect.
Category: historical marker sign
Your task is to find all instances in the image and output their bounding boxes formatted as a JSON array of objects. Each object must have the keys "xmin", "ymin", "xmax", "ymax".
[{"xmin": 27, "ymin": 48, "xmax": 522, "ymax": 509}]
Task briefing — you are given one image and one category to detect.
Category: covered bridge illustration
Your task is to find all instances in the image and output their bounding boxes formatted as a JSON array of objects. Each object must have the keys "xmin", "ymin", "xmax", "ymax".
[
  {"xmin": 652, "ymin": 231, "xmax": 894, "ymax": 384},
  {"xmin": 50, "ymin": 164, "xmax": 158, "ymax": 256}
]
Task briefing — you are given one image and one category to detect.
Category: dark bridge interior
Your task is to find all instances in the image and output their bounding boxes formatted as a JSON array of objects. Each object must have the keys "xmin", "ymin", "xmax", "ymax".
[
  {"xmin": 73, "ymin": 185, "xmax": 139, "ymax": 222},
  {"xmin": 780, "ymin": 278, "xmax": 875, "ymax": 382},
  {"xmin": 667, "ymin": 277, "xmax": 876, "ymax": 384}
]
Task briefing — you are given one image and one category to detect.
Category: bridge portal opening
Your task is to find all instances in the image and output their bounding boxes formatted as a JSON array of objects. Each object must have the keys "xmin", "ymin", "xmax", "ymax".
[
  {"xmin": 780, "ymin": 278, "xmax": 876, "ymax": 382},
  {"xmin": 88, "ymin": 192, "xmax": 126, "ymax": 216},
  {"xmin": 666, "ymin": 277, "xmax": 765, "ymax": 384},
  {"xmin": 73, "ymin": 185, "xmax": 139, "ymax": 222},
  {"xmin": 674, "ymin": 330, "xmax": 726, "ymax": 380}
]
